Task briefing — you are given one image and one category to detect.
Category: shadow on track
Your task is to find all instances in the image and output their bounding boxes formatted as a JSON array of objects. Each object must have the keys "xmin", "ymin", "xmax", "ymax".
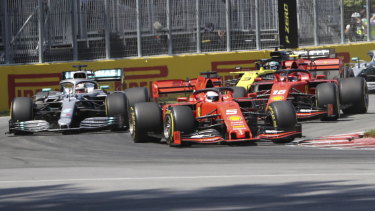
[{"xmin": 0, "ymin": 181, "xmax": 374, "ymax": 211}]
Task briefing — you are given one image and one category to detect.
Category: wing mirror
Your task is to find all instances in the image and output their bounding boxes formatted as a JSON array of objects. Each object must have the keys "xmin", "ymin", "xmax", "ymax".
[
  {"xmin": 100, "ymin": 85, "xmax": 110, "ymax": 90},
  {"xmin": 177, "ymin": 97, "xmax": 188, "ymax": 102}
]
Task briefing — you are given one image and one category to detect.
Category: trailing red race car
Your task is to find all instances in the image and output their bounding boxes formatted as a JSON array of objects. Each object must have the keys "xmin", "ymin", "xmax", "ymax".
[
  {"xmin": 243, "ymin": 69, "xmax": 368, "ymax": 121},
  {"xmin": 128, "ymin": 87, "xmax": 302, "ymax": 147}
]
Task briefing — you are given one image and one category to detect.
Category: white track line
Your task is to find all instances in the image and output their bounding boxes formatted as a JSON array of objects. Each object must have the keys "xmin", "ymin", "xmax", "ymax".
[{"xmin": 1, "ymin": 173, "xmax": 375, "ymax": 184}]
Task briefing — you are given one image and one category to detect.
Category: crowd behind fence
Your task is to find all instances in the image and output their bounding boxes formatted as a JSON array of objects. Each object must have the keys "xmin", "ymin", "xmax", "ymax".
[{"xmin": 1, "ymin": 0, "xmax": 375, "ymax": 65}]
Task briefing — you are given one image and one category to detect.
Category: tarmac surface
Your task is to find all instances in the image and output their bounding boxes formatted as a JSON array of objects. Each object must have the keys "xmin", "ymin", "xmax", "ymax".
[{"xmin": 1, "ymin": 95, "xmax": 375, "ymax": 210}]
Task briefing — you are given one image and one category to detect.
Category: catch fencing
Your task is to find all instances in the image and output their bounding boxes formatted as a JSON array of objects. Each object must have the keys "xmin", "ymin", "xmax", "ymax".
[{"xmin": 0, "ymin": 0, "xmax": 374, "ymax": 64}]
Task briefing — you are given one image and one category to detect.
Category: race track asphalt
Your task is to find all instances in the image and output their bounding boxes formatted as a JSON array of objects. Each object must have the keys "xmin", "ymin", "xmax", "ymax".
[{"xmin": 0, "ymin": 95, "xmax": 375, "ymax": 210}]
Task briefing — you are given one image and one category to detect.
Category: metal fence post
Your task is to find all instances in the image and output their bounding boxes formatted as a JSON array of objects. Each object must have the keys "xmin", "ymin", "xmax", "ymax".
[
  {"xmin": 166, "ymin": 0, "xmax": 172, "ymax": 55},
  {"xmin": 313, "ymin": 0, "xmax": 318, "ymax": 46},
  {"xmin": 1, "ymin": 0, "xmax": 11, "ymax": 63},
  {"xmin": 72, "ymin": 0, "xmax": 78, "ymax": 61},
  {"xmin": 136, "ymin": 0, "xmax": 142, "ymax": 57},
  {"xmin": 225, "ymin": 0, "xmax": 231, "ymax": 52},
  {"xmin": 255, "ymin": 0, "xmax": 260, "ymax": 50},
  {"xmin": 340, "ymin": 0, "xmax": 344, "ymax": 44},
  {"xmin": 38, "ymin": 0, "xmax": 44, "ymax": 63},
  {"xmin": 104, "ymin": 0, "xmax": 111, "ymax": 59},
  {"xmin": 367, "ymin": 0, "xmax": 371, "ymax": 41},
  {"xmin": 196, "ymin": 0, "xmax": 201, "ymax": 53}
]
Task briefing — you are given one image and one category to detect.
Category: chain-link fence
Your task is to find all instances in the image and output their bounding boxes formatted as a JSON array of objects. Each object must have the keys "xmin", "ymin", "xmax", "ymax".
[{"xmin": 1, "ymin": 0, "xmax": 375, "ymax": 64}]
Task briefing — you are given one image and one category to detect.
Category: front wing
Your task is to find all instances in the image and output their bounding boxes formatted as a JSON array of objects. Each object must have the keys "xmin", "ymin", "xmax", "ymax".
[
  {"xmin": 172, "ymin": 124, "xmax": 302, "ymax": 144},
  {"xmin": 7, "ymin": 117, "xmax": 120, "ymax": 134}
]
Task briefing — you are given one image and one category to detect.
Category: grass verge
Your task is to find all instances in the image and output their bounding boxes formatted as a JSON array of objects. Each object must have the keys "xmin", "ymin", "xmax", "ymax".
[{"xmin": 364, "ymin": 129, "xmax": 375, "ymax": 138}]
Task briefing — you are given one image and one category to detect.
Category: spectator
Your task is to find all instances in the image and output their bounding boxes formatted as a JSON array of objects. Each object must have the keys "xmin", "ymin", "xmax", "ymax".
[
  {"xmin": 345, "ymin": 12, "xmax": 366, "ymax": 42},
  {"xmin": 370, "ymin": 5, "xmax": 375, "ymax": 38}
]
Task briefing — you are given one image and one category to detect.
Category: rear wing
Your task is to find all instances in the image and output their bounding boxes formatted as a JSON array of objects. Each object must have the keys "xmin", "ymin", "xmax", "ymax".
[
  {"xmin": 291, "ymin": 49, "xmax": 336, "ymax": 59},
  {"xmin": 151, "ymin": 72, "xmax": 222, "ymax": 98},
  {"xmin": 62, "ymin": 68, "xmax": 123, "ymax": 81},
  {"xmin": 283, "ymin": 58, "xmax": 342, "ymax": 71},
  {"xmin": 152, "ymin": 80, "xmax": 194, "ymax": 98}
]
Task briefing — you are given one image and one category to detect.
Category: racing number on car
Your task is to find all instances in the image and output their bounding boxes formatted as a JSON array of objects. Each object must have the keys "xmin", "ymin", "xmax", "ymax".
[
  {"xmin": 226, "ymin": 109, "xmax": 237, "ymax": 115},
  {"xmin": 273, "ymin": 90, "xmax": 286, "ymax": 95}
]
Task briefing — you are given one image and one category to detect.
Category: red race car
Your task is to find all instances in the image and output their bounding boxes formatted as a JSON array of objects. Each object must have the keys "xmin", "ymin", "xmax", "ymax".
[
  {"xmin": 245, "ymin": 68, "xmax": 368, "ymax": 121},
  {"xmin": 128, "ymin": 87, "xmax": 301, "ymax": 147},
  {"xmin": 230, "ymin": 49, "xmax": 368, "ymax": 121}
]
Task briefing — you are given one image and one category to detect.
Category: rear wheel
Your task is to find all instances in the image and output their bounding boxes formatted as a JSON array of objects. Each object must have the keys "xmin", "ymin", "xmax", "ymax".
[
  {"xmin": 129, "ymin": 102, "xmax": 162, "ymax": 143},
  {"xmin": 267, "ymin": 101, "xmax": 297, "ymax": 143},
  {"xmin": 232, "ymin": 86, "xmax": 247, "ymax": 98},
  {"xmin": 124, "ymin": 87, "xmax": 150, "ymax": 126},
  {"xmin": 339, "ymin": 77, "xmax": 368, "ymax": 114},
  {"xmin": 106, "ymin": 92, "xmax": 127, "ymax": 129},
  {"xmin": 164, "ymin": 106, "xmax": 196, "ymax": 147},
  {"xmin": 316, "ymin": 83, "xmax": 340, "ymax": 121}
]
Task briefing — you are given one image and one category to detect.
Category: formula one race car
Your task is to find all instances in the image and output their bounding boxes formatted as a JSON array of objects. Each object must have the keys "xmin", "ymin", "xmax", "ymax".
[
  {"xmin": 231, "ymin": 49, "xmax": 345, "ymax": 93},
  {"xmin": 128, "ymin": 87, "xmax": 302, "ymax": 146},
  {"xmin": 350, "ymin": 50, "xmax": 375, "ymax": 92},
  {"xmin": 8, "ymin": 65, "xmax": 148, "ymax": 134},
  {"xmin": 230, "ymin": 49, "xmax": 368, "ymax": 119},
  {"xmin": 244, "ymin": 69, "xmax": 368, "ymax": 121}
]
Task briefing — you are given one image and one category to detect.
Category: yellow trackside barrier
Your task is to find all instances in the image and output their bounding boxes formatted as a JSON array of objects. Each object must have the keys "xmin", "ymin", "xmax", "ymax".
[{"xmin": 1, "ymin": 42, "xmax": 375, "ymax": 112}]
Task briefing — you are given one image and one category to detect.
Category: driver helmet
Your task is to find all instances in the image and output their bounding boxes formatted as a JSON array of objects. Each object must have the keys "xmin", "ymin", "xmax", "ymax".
[
  {"xmin": 287, "ymin": 76, "xmax": 298, "ymax": 81},
  {"xmin": 206, "ymin": 91, "xmax": 219, "ymax": 102},
  {"xmin": 351, "ymin": 12, "xmax": 360, "ymax": 18},
  {"xmin": 76, "ymin": 83, "xmax": 86, "ymax": 93},
  {"xmin": 269, "ymin": 61, "xmax": 280, "ymax": 70}
]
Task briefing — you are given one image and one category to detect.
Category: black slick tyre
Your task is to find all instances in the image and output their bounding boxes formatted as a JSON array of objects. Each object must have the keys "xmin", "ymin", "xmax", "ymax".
[
  {"xmin": 339, "ymin": 77, "xmax": 368, "ymax": 114},
  {"xmin": 124, "ymin": 87, "xmax": 150, "ymax": 108},
  {"xmin": 129, "ymin": 102, "xmax": 162, "ymax": 143},
  {"xmin": 267, "ymin": 101, "xmax": 297, "ymax": 143},
  {"xmin": 163, "ymin": 106, "xmax": 196, "ymax": 147},
  {"xmin": 11, "ymin": 97, "xmax": 33, "ymax": 122},
  {"xmin": 10, "ymin": 97, "xmax": 34, "ymax": 135},
  {"xmin": 106, "ymin": 92, "xmax": 127, "ymax": 129},
  {"xmin": 316, "ymin": 83, "xmax": 340, "ymax": 121},
  {"xmin": 124, "ymin": 87, "xmax": 150, "ymax": 126},
  {"xmin": 232, "ymin": 86, "xmax": 247, "ymax": 98}
]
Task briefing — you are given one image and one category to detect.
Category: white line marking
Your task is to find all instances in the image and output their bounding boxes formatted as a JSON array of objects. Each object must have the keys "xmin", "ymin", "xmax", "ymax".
[{"xmin": 2, "ymin": 173, "xmax": 375, "ymax": 184}]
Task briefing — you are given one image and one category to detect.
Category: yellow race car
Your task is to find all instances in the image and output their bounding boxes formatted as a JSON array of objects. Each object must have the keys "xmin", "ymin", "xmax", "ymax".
[{"xmin": 228, "ymin": 66, "xmax": 277, "ymax": 92}]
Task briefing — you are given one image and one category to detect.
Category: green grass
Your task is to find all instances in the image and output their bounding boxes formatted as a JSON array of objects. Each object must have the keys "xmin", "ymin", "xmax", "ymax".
[{"xmin": 364, "ymin": 129, "xmax": 375, "ymax": 138}]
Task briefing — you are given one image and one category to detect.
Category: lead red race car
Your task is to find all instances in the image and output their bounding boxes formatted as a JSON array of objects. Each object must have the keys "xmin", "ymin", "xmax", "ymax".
[{"xmin": 128, "ymin": 84, "xmax": 302, "ymax": 147}]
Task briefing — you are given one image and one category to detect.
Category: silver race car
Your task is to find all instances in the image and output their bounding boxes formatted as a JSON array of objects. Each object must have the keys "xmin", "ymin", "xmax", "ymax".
[
  {"xmin": 8, "ymin": 65, "xmax": 149, "ymax": 134},
  {"xmin": 351, "ymin": 50, "xmax": 375, "ymax": 92}
]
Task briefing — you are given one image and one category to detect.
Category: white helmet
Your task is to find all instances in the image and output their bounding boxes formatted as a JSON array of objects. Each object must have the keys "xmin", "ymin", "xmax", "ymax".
[
  {"xmin": 206, "ymin": 91, "xmax": 219, "ymax": 102},
  {"xmin": 269, "ymin": 61, "xmax": 280, "ymax": 70},
  {"xmin": 351, "ymin": 12, "xmax": 360, "ymax": 18}
]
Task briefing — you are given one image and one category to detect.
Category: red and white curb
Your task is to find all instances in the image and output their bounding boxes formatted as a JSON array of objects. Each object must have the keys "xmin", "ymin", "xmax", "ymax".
[{"xmin": 291, "ymin": 132, "xmax": 375, "ymax": 150}]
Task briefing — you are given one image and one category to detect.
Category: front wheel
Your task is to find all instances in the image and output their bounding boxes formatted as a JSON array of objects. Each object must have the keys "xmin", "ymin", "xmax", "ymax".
[
  {"xmin": 129, "ymin": 102, "xmax": 162, "ymax": 143},
  {"xmin": 10, "ymin": 97, "xmax": 34, "ymax": 135},
  {"xmin": 267, "ymin": 101, "xmax": 297, "ymax": 143},
  {"xmin": 164, "ymin": 106, "xmax": 196, "ymax": 147}
]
